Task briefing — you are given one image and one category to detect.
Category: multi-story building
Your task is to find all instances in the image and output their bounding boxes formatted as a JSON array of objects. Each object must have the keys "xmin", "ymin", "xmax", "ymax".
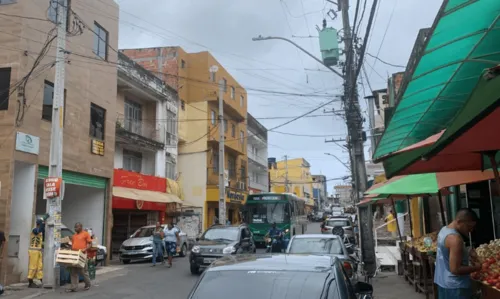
[
  {"xmin": 334, "ymin": 185, "xmax": 353, "ymax": 207},
  {"xmin": 269, "ymin": 157, "xmax": 314, "ymax": 200},
  {"xmin": 0, "ymin": 0, "xmax": 118, "ymax": 284},
  {"xmin": 312, "ymin": 175, "xmax": 327, "ymax": 209},
  {"xmin": 121, "ymin": 47, "xmax": 248, "ymax": 230},
  {"xmin": 111, "ymin": 52, "xmax": 179, "ymax": 252},
  {"xmin": 247, "ymin": 113, "xmax": 268, "ymax": 194}
]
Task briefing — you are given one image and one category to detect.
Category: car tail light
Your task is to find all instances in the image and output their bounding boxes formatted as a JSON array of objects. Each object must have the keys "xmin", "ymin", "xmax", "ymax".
[{"xmin": 343, "ymin": 261, "xmax": 353, "ymax": 277}]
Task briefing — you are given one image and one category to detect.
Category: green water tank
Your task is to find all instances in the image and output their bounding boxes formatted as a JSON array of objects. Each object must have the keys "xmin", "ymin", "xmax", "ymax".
[{"xmin": 319, "ymin": 27, "xmax": 340, "ymax": 66}]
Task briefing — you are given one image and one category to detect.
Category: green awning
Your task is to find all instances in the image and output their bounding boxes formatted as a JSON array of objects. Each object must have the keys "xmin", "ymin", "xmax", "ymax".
[
  {"xmin": 373, "ymin": 0, "xmax": 500, "ymax": 160},
  {"xmin": 366, "ymin": 173, "xmax": 439, "ymax": 195}
]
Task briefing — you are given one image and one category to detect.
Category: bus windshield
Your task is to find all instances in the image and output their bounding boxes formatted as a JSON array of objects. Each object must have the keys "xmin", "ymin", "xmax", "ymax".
[{"xmin": 248, "ymin": 202, "xmax": 290, "ymax": 224}]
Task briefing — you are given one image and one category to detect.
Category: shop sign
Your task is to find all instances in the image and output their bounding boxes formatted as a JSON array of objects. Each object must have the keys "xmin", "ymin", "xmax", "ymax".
[
  {"xmin": 251, "ymin": 195, "xmax": 282, "ymax": 201},
  {"xmin": 91, "ymin": 139, "xmax": 105, "ymax": 156},
  {"xmin": 43, "ymin": 177, "xmax": 62, "ymax": 199},
  {"xmin": 136, "ymin": 200, "xmax": 144, "ymax": 210},
  {"xmin": 15, "ymin": 132, "xmax": 39, "ymax": 155},
  {"xmin": 226, "ymin": 189, "xmax": 245, "ymax": 202},
  {"xmin": 113, "ymin": 169, "xmax": 167, "ymax": 192}
]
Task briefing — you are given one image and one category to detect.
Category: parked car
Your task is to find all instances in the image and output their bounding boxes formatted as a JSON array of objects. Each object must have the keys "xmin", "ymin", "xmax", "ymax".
[
  {"xmin": 322, "ymin": 216, "xmax": 356, "ymax": 245},
  {"xmin": 119, "ymin": 224, "xmax": 189, "ymax": 264},
  {"xmin": 187, "ymin": 254, "xmax": 374, "ymax": 299},
  {"xmin": 60, "ymin": 224, "xmax": 107, "ymax": 264},
  {"xmin": 189, "ymin": 224, "xmax": 256, "ymax": 275},
  {"xmin": 286, "ymin": 234, "xmax": 358, "ymax": 281}
]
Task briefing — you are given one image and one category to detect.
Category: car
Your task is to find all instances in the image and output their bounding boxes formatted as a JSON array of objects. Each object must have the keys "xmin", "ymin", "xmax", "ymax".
[
  {"xmin": 60, "ymin": 224, "xmax": 107, "ymax": 264},
  {"xmin": 322, "ymin": 216, "xmax": 356, "ymax": 245},
  {"xmin": 119, "ymin": 224, "xmax": 189, "ymax": 264},
  {"xmin": 187, "ymin": 254, "xmax": 374, "ymax": 299},
  {"xmin": 189, "ymin": 224, "xmax": 256, "ymax": 275},
  {"xmin": 286, "ymin": 234, "xmax": 358, "ymax": 281}
]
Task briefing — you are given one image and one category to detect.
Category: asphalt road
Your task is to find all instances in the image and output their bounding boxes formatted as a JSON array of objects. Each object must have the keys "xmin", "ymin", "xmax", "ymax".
[{"xmin": 34, "ymin": 222, "xmax": 322, "ymax": 299}]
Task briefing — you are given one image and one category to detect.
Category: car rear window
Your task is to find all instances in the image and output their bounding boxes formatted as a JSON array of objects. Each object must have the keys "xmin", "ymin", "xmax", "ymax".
[
  {"xmin": 288, "ymin": 238, "xmax": 344, "ymax": 255},
  {"xmin": 327, "ymin": 220, "xmax": 350, "ymax": 227},
  {"xmin": 191, "ymin": 270, "xmax": 327, "ymax": 299}
]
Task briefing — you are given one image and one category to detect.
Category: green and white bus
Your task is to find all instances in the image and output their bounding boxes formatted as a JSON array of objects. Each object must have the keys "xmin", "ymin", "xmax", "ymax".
[{"xmin": 244, "ymin": 193, "xmax": 308, "ymax": 245}]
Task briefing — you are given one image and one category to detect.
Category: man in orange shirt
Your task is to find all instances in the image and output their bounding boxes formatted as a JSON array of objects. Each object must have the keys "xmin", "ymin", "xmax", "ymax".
[{"xmin": 66, "ymin": 222, "xmax": 91, "ymax": 292}]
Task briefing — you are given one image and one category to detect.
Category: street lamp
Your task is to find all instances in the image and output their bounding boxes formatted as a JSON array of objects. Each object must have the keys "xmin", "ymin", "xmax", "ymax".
[
  {"xmin": 325, "ymin": 152, "xmax": 351, "ymax": 171},
  {"xmin": 251, "ymin": 35, "xmax": 344, "ymax": 79}
]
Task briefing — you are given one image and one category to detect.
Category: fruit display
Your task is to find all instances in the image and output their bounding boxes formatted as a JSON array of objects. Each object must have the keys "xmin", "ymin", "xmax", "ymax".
[
  {"xmin": 471, "ymin": 239, "xmax": 500, "ymax": 290},
  {"xmin": 405, "ymin": 231, "xmax": 438, "ymax": 252}
]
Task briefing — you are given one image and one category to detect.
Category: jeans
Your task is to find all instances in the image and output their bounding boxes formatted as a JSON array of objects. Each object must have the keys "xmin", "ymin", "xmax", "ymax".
[
  {"xmin": 437, "ymin": 286, "xmax": 472, "ymax": 299},
  {"xmin": 152, "ymin": 242, "xmax": 164, "ymax": 265}
]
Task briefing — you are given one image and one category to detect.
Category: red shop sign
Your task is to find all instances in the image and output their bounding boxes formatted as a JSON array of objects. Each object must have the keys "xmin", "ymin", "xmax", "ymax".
[{"xmin": 113, "ymin": 169, "xmax": 167, "ymax": 192}]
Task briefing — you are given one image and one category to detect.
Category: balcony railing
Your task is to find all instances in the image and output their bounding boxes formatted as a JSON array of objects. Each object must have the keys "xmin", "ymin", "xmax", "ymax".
[
  {"xmin": 248, "ymin": 151, "xmax": 267, "ymax": 166},
  {"xmin": 116, "ymin": 117, "xmax": 162, "ymax": 144}
]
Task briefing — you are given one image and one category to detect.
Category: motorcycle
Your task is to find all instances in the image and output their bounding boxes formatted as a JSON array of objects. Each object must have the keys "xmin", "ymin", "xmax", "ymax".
[{"xmin": 265, "ymin": 229, "xmax": 289, "ymax": 253}]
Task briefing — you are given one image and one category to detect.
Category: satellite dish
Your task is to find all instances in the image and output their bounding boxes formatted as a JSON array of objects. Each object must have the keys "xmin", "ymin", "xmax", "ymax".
[{"xmin": 209, "ymin": 65, "xmax": 219, "ymax": 73}]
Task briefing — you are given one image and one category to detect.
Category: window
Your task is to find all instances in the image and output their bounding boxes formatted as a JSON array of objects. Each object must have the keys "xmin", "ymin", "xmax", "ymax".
[
  {"xmin": 48, "ymin": 0, "xmax": 70, "ymax": 30},
  {"xmin": 212, "ymin": 151, "xmax": 218, "ymax": 173},
  {"xmin": 0, "ymin": 0, "xmax": 17, "ymax": 6},
  {"xmin": 240, "ymin": 161, "xmax": 246, "ymax": 181},
  {"xmin": 240, "ymin": 130, "xmax": 244, "ymax": 146},
  {"xmin": 210, "ymin": 72, "xmax": 216, "ymax": 82},
  {"xmin": 124, "ymin": 99, "xmax": 142, "ymax": 134},
  {"xmin": 166, "ymin": 110, "xmax": 177, "ymax": 145},
  {"xmin": 228, "ymin": 155, "xmax": 237, "ymax": 178},
  {"xmin": 211, "ymin": 110, "xmax": 216, "ymax": 125},
  {"xmin": 42, "ymin": 80, "xmax": 66, "ymax": 123},
  {"xmin": 123, "ymin": 149, "xmax": 142, "ymax": 172},
  {"xmin": 89, "ymin": 103, "xmax": 106, "ymax": 140},
  {"xmin": 240, "ymin": 95, "xmax": 244, "ymax": 107},
  {"xmin": 231, "ymin": 123, "xmax": 236, "ymax": 137},
  {"xmin": 181, "ymin": 60, "xmax": 186, "ymax": 69},
  {"xmin": 230, "ymin": 86, "xmax": 235, "ymax": 99},
  {"xmin": 223, "ymin": 119, "xmax": 228, "ymax": 133},
  {"xmin": 93, "ymin": 22, "xmax": 108, "ymax": 60},
  {"xmin": 223, "ymin": 78, "xmax": 227, "ymax": 92},
  {"xmin": 0, "ymin": 68, "xmax": 11, "ymax": 110},
  {"xmin": 165, "ymin": 159, "xmax": 176, "ymax": 180},
  {"xmin": 180, "ymin": 100, "xmax": 185, "ymax": 110}
]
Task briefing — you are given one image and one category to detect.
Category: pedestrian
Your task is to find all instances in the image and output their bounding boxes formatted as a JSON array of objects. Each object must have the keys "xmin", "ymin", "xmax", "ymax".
[
  {"xmin": 163, "ymin": 222, "xmax": 180, "ymax": 268},
  {"xmin": 434, "ymin": 208, "xmax": 481, "ymax": 299},
  {"xmin": 151, "ymin": 222, "xmax": 164, "ymax": 267},
  {"xmin": 66, "ymin": 222, "xmax": 91, "ymax": 293},
  {"xmin": 27, "ymin": 218, "xmax": 45, "ymax": 288},
  {"xmin": 384, "ymin": 209, "xmax": 397, "ymax": 239}
]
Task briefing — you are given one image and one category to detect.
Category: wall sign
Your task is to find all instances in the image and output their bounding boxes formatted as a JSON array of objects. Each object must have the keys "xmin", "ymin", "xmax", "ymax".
[
  {"xmin": 43, "ymin": 177, "xmax": 62, "ymax": 199},
  {"xmin": 226, "ymin": 189, "xmax": 245, "ymax": 202},
  {"xmin": 91, "ymin": 139, "xmax": 105, "ymax": 156},
  {"xmin": 136, "ymin": 200, "xmax": 144, "ymax": 210},
  {"xmin": 15, "ymin": 132, "xmax": 39, "ymax": 155},
  {"xmin": 251, "ymin": 195, "xmax": 282, "ymax": 201},
  {"xmin": 113, "ymin": 169, "xmax": 167, "ymax": 192}
]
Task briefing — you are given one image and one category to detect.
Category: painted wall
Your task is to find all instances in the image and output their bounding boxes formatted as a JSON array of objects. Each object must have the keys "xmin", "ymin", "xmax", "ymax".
[
  {"xmin": 270, "ymin": 158, "xmax": 314, "ymax": 199},
  {"xmin": 178, "ymin": 152, "xmax": 207, "ymax": 226},
  {"xmin": 8, "ymin": 162, "xmax": 36, "ymax": 278},
  {"xmin": 113, "ymin": 144, "xmax": 156, "ymax": 176}
]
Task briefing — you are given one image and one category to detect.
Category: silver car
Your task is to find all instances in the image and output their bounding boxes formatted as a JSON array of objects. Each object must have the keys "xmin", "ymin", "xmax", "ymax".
[
  {"xmin": 322, "ymin": 216, "xmax": 356, "ymax": 244},
  {"xmin": 119, "ymin": 224, "xmax": 189, "ymax": 264},
  {"xmin": 286, "ymin": 234, "xmax": 357, "ymax": 282}
]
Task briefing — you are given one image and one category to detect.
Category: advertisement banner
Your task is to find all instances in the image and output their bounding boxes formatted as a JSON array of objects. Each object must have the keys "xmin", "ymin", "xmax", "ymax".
[{"xmin": 113, "ymin": 169, "xmax": 167, "ymax": 192}]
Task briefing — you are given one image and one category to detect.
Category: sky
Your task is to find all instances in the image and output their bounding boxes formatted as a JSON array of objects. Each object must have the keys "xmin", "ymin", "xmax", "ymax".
[{"xmin": 116, "ymin": 0, "xmax": 442, "ymax": 194}]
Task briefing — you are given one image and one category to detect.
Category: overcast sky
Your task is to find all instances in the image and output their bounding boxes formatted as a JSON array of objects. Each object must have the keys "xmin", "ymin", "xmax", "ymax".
[{"xmin": 117, "ymin": 0, "xmax": 442, "ymax": 194}]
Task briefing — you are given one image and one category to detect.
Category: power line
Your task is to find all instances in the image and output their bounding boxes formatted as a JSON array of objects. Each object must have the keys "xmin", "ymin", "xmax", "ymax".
[{"xmin": 366, "ymin": 52, "xmax": 405, "ymax": 68}]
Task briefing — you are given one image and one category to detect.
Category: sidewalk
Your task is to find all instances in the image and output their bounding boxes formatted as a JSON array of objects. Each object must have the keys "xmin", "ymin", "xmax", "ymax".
[
  {"xmin": 2, "ymin": 266, "xmax": 124, "ymax": 299},
  {"xmin": 372, "ymin": 272, "xmax": 424, "ymax": 299}
]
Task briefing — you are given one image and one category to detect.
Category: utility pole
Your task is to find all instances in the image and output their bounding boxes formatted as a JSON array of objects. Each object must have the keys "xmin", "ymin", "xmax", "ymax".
[
  {"xmin": 218, "ymin": 79, "xmax": 226, "ymax": 225},
  {"xmin": 43, "ymin": 0, "xmax": 67, "ymax": 289},
  {"xmin": 284, "ymin": 155, "xmax": 289, "ymax": 193}
]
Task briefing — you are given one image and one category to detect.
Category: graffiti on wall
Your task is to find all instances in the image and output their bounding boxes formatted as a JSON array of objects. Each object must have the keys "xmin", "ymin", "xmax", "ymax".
[{"xmin": 177, "ymin": 215, "xmax": 201, "ymax": 239}]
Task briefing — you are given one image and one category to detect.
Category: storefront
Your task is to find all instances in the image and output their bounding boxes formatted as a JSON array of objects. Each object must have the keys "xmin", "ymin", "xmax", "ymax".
[
  {"xmin": 205, "ymin": 188, "xmax": 246, "ymax": 229},
  {"xmin": 111, "ymin": 169, "xmax": 181, "ymax": 254}
]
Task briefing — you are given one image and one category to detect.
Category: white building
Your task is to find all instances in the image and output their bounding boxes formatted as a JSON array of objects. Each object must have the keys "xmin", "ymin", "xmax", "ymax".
[
  {"xmin": 334, "ymin": 185, "xmax": 352, "ymax": 207},
  {"xmin": 247, "ymin": 113, "xmax": 269, "ymax": 193}
]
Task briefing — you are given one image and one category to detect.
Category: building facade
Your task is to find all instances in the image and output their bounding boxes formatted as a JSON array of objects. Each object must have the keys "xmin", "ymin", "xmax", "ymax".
[
  {"xmin": 334, "ymin": 185, "xmax": 353, "ymax": 207},
  {"xmin": 247, "ymin": 113, "xmax": 268, "ymax": 194},
  {"xmin": 269, "ymin": 157, "xmax": 314, "ymax": 200},
  {"xmin": 111, "ymin": 52, "xmax": 180, "ymax": 253},
  {"xmin": 121, "ymin": 47, "xmax": 248, "ymax": 230},
  {"xmin": 0, "ymin": 0, "xmax": 118, "ymax": 284},
  {"xmin": 312, "ymin": 175, "xmax": 327, "ymax": 209}
]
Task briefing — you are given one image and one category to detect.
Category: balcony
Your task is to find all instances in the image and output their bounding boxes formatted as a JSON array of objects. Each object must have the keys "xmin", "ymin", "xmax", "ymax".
[
  {"xmin": 206, "ymin": 168, "xmax": 247, "ymax": 191},
  {"xmin": 208, "ymin": 127, "xmax": 246, "ymax": 155},
  {"xmin": 116, "ymin": 117, "xmax": 164, "ymax": 150},
  {"xmin": 247, "ymin": 150, "xmax": 267, "ymax": 168}
]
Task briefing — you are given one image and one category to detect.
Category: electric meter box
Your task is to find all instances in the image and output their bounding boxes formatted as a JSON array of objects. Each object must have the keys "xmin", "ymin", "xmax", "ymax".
[{"xmin": 319, "ymin": 28, "xmax": 340, "ymax": 67}]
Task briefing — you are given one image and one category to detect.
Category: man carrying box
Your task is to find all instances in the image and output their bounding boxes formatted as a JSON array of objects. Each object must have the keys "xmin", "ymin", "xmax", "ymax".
[{"xmin": 66, "ymin": 222, "xmax": 91, "ymax": 293}]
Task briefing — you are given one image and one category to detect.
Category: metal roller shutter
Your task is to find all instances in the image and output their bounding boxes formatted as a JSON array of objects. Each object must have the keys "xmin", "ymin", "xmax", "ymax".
[{"xmin": 38, "ymin": 166, "xmax": 107, "ymax": 189}]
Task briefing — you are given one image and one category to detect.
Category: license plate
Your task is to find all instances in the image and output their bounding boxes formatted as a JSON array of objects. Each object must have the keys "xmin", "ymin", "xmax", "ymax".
[
  {"xmin": 204, "ymin": 258, "xmax": 216, "ymax": 264},
  {"xmin": 97, "ymin": 254, "xmax": 104, "ymax": 260}
]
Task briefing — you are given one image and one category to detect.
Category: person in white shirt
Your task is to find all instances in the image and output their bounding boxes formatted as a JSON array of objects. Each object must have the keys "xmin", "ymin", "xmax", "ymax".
[{"xmin": 163, "ymin": 223, "xmax": 180, "ymax": 268}]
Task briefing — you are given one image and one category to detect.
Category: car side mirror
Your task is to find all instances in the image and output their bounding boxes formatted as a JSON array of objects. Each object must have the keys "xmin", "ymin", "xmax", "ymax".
[{"xmin": 354, "ymin": 282, "xmax": 373, "ymax": 295}]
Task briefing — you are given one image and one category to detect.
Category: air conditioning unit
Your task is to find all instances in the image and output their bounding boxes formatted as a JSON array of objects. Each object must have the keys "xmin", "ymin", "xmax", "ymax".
[{"xmin": 237, "ymin": 181, "xmax": 246, "ymax": 190}]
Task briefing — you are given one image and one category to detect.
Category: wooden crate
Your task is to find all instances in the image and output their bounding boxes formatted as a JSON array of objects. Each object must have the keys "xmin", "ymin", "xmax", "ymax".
[{"xmin": 56, "ymin": 249, "xmax": 87, "ymax": 268}]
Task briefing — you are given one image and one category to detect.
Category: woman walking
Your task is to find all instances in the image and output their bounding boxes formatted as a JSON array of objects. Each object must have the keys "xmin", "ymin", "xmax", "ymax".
[
  {"xmin": 151, "ymin": 222, "xmax": 164, "ymax": 267},
  {"xmin": 163, "ymin": 223, "xmax": 180, "ymax": 268}
]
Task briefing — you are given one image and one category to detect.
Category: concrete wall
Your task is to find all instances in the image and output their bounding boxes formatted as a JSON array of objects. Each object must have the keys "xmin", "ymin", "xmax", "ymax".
[{"xmin": 178, "ymin": 152, "xmax": 207, "ymax": 225}]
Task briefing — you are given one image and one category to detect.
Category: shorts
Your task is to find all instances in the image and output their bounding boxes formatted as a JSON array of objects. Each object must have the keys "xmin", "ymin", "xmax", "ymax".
[
  {"xmin": 164, "ymin": 241, "xmax": 176, "ymax": 256},
  {"xmin": 437, "ymin": 286, "xmax": 472, "ymax": 299}
]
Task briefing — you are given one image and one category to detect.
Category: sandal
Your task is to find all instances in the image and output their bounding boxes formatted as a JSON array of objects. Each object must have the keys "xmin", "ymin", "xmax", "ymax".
[{"xmin": 84, "ymin": 285, "xmax": 91, "ymax": 291}]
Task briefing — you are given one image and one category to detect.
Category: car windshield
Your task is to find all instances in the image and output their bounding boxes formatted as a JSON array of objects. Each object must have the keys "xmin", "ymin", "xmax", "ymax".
[
  {"xmin": 247, "ymin": 202, "xmax": 290, "ymax": 224},
  {"xmin": 132, "ymin": 227, "xmax": 155, "ymax": 238},
  {"xmin": 202, "ymin": 227, "xmax": 239, "ymax": 241},
  {"xmin": 327, "ymin": 220, "xmax": 350, "ymax": 227},
  {"xmin": 288, "ymin": 237, "xmax": 344, "ymax": 255},
  {"xmin": 191, "ymin": 270, "xmax": 327, "ymax": 299}
]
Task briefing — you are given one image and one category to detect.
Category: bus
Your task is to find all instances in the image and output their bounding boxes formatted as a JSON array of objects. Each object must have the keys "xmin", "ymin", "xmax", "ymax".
[{"xmin": 243, "ymin": 193, "xmax": 308, "ymax": 245}]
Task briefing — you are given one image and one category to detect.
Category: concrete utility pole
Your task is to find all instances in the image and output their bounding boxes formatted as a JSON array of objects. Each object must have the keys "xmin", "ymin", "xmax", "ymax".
[
  {"xmin": 284, "ymin": 155, "xmax": 289, "ymax": 192},
  {"xmin": 218, "ymin": 78, "xmax": 226, "ymax": 225},
  {"xmin": 43, "ymin": 0, "xmax": 67, "ymax": 289}
]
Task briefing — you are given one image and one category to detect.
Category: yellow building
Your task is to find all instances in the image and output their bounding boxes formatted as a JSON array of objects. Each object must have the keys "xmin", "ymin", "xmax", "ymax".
[{"xmin": 269, "ymin": 158, "xmax": 314, "ymax": 200}]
